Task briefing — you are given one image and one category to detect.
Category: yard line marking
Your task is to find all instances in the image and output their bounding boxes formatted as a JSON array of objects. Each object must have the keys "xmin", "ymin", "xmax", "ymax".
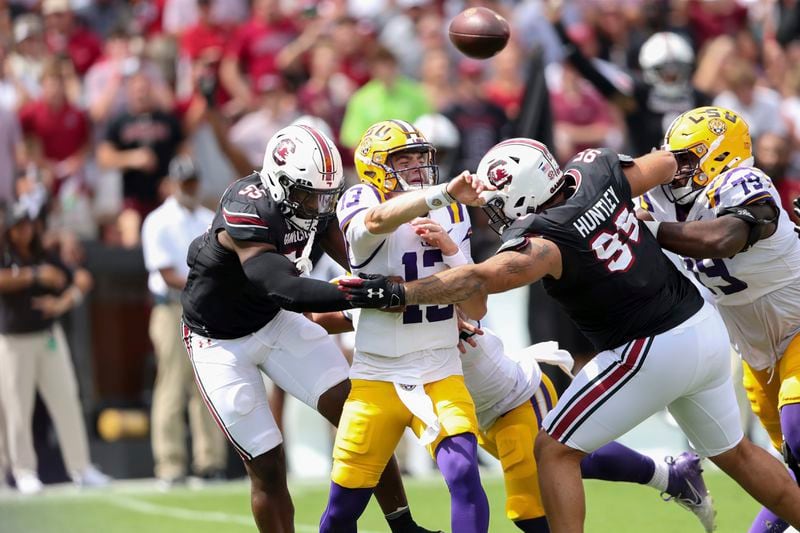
[{"xmin": 102, "ymin": 494, "xmax": 383, "ymax": 533}]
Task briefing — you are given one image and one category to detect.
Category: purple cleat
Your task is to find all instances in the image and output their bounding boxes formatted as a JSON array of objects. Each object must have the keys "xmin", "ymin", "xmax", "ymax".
[{"xmin": 662, "ymin": 452, "xmax": 716, "ymax": 532}]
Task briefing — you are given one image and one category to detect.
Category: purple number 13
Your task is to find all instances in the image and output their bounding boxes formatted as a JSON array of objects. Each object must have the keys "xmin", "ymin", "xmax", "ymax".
[{"xmin": 401, "ymin": 250, "xmax": 454, "ymax": 324}]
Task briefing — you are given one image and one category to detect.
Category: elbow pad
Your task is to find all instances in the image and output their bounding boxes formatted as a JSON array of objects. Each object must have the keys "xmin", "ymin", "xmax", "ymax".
[
  {"xmin": 719, "ymin": 202, "xmax": 778, "ymax": 253},
  {"xmin": 242, "ymin": 252, "xmax": 352, "ymax": 313}
]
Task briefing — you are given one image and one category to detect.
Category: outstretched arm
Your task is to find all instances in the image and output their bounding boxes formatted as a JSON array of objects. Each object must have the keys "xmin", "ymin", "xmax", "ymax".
[
  {"xmin": 218, "ymin": 230, "xmax": 352, "ymax": 312},
  {"xmin": 405, "ymin": 238, "xmax": 562, "ymax": 305},
  {"xmin": 364, "ymin": 172, "xmax": 489, "ymax": 234},
  {"xmin": 623, "ymin": 151, "xmax": 677, "ymax": 198}
]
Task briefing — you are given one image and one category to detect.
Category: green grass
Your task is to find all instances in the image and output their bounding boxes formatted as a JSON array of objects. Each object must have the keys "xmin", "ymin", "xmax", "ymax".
[{"xmin": 0, "ymin": 471, "xmax": 762, "ymax": 533}]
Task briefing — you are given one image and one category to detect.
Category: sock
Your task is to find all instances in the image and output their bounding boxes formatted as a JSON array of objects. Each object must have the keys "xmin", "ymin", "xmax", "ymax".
[
  {"xmin": 580, "ymin": 441, "xmax": 656, "ymax": 485},
  {"xmin": 515, "ymin": 516, "xmax": 550, "ymax": 532},
  {"xmin": 749, "ymin": 506, "xmax": 790, "ymax": 533},
  {"xmin": 385, "ymin": 506, "xmax": 419, "ymax": 533},
  {"xmin": 647, "ymin": 458, "xmax": 670, "ymax": 493},
  {"xmin": 435, "ymin": 433, "xmax": 490, "ymax": 533},
  {"xmin": 319, "ymin": 481, "xmax": 373, "ymax": 533}
]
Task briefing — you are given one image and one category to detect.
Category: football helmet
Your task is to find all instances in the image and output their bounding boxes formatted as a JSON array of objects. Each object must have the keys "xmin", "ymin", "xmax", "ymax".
[
  {"xmin": 663, "ymin": 106, "xmax": 753, "ymax": 204},
  {"xmin": 354, "ymin": 119, "xmax": 438, "ymax": 194},
  {"xmin": 639, "ymin": 32, "xmax": 694, "ymax": 98},
  {"xmin": 476, "ymin": 138, "xmax": 563, "ymax": 234},
  {"xmin": 260, "ymin": 124, "xmax": 344, "ymax": 232}
]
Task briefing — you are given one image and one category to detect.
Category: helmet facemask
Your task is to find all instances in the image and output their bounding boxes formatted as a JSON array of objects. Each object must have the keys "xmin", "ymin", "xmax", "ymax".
[
  {"xmin": 482, "ymin": 194, "xmax": 514, "ymax": 235},
  {"xmin": 663, "ymin": 147, "xmax": 707, "ymax": 205},
  {"xmin": 384, "ymin": 146, "xmax": 439, "ymax": 192},
  {"xmin": 278, "ymin": 173, "xmax": 343, "ymax": 232}
]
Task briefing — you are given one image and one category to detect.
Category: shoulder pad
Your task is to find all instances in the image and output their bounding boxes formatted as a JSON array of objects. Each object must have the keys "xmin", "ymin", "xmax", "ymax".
[{"xmin": 497, "ymin": 236, "xmax": 528, "ymax": 253}]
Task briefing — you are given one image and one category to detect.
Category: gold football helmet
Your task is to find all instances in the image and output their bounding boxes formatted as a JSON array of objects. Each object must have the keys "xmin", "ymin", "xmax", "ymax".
[
  {"xmin": 663, "ymin": 106, "xmax": 752, "ymax": 204},
  {"xmin": 354, "ymin": 119, "xmax": 439, "ymax": 194}
]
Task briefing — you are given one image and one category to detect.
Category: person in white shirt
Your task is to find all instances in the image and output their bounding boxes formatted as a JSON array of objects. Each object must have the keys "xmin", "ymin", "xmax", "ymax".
[{"xmin": 141, "ymin": 155, "xmax": 226, "ymax": 486}]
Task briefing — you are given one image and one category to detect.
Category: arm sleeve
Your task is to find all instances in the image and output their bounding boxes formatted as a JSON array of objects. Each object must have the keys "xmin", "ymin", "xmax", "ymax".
[{"xmin": 242, "ymin": 251, "xmax": 352, "ymax": 313}]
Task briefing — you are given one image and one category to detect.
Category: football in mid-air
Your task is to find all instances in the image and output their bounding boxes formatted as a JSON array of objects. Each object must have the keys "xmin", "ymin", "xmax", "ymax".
[{"xmin": 448, "ymin": 7, "xmax": 510, "ymax": 60}]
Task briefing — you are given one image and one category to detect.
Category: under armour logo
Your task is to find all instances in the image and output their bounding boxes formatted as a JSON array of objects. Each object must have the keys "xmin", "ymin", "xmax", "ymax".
[{"xmin": 367, "ymin": 288, "xmax": 384, "ymax": 299}]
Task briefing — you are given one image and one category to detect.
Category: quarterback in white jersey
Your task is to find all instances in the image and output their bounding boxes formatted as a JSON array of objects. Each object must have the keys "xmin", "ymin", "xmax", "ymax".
[
  {"xmin": 319, "ymin": 120, "xmax": 491, "ymax": 533},
  {"xmin": 642, "ymin": 106, "xmax": 800, "ymax": 533}
]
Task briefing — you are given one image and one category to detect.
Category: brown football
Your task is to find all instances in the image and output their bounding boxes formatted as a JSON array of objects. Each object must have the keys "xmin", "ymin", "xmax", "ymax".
[{"xmin": 448, "ymin": 7, "xmax": 510, "ymax": 60}]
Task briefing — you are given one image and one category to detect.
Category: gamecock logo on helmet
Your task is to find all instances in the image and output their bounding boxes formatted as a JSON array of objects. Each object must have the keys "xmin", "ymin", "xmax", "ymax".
[
  {"xmin": 272, "ymin": 138, "xmax": 296, "ymax": 166},
  {"xmin": 487, "ymin": 160, "xmax": 512, "ymax": 188}
]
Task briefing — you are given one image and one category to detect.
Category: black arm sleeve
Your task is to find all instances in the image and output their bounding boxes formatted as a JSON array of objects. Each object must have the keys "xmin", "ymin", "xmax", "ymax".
[
  {"xmin": 242, "ymin": 251, "xmax": 352, "ymax": 313},
  {"xmin": 553, "ymin": 20, "xmax": 627, "ymax": 102},
  {"xmin": 718, "ymin": 202, "xmax": 779, "ymax": 253}
]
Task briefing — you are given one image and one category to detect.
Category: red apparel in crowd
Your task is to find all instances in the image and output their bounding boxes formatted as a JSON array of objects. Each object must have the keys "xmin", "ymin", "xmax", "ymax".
[
  {"xmin": 224, "ymin": 17, "xmax": 298, "ymax": 92},
  {"xmin": 45, "ymin": 26, "xmax": 102, "ymax": 75},
  {"xmin": 19, "ymin": 99, "xmax": 89, "ymax": 161},
  {"xmin": 550, "ymin": 82, "xmax": 613, "ymax": 155},
  {"xmin": 777, "ymin": 178, "xmax": 800, "ymax": 223},
  {"xmin": 483, "ymin": 83, "xmax": 523, "ymax": 120},
  {"xmin": 688, "ymin": 0, "xmax": 748, "ymax": 49},
  {"xmin": 131, "ymin": 0, "xmax": 166, "ymax": 36},
  {"xmin": 180, "ymin": 21, "xmax": 228, "ymax": 60}
]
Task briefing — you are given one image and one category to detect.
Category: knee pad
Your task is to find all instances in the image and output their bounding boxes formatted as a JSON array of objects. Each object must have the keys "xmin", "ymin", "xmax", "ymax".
[
  {"xmin": 331, "ymin": 408, "xmax": 382, "ymax": 489},
  {"xmin": 496, "ymin": 424, "xmax": 536, "ymax": 480}
]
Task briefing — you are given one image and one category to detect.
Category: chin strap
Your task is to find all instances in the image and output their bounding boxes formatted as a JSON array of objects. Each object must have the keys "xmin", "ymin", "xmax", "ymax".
[{"xmin": 295, "ymin": 230, "xmax": 316, "ymax": 275}]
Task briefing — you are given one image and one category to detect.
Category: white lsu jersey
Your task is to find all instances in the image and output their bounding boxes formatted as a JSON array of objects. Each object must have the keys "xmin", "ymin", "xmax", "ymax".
[
  {"xmin": 460, "ymin": 326, "xmax": 542, "ymax": 431},
  {"xmin": 337, "ymin": 183, "xmax": 473, "ymax": 382},
  {"xmin": 642, "ymin": 166, "xmax": 800, "ymax": 369}
]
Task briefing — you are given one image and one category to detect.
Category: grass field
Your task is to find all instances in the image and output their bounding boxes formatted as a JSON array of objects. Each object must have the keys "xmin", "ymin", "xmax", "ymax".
[{"xmin": 0, "ymin": 470, "xmax": 766, "ymax": 533}]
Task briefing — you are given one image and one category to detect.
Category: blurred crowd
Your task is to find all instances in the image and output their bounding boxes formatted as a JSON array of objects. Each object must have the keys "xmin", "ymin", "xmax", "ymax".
[
  {"xmin": 3, "ymin": 0, "xmax": 800, "ymax": 488},
  {"xmin": 3, "ymin": 0, "xmax": 800, "ymax": 249}
]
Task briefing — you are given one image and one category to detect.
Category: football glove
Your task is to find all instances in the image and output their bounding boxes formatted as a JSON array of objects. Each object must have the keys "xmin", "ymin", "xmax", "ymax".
[{"xmin": 338, "ymin": 273, "xmax": 406, "ymax": 309}]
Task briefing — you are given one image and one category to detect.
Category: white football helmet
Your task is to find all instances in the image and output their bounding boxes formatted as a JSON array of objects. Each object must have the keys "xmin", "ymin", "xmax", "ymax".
[
  {"xmin": 476, "ymin": 138, "xmax": 563, "ymax": 234},
  {"xmin": 260, "ymin": 124, "xmax": 344, "ymax": 232},
  {"xmin": 639, "ymin": 32, "xmax": 694, "ymax": 98}
]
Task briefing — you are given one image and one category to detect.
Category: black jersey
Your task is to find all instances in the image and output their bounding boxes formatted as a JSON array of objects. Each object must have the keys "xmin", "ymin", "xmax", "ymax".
[
  {"xmin": 501, "ymin": 148, "xmax": 703, "ymax": 351},
  {"xmin": 181, "ymin": 173, "xmax": 313, "ymax": 339}
]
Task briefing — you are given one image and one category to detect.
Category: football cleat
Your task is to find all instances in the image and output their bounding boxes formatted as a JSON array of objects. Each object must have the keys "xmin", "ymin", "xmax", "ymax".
[
  {"xmin": 15, "ymin": 471, "xmax": 43, "ymax": 495},
  {"xmin": 72, "ymin": 465, "xmax": 111, "ymax": 488},
  {"xmin": 662, "ymin": 452, "xmax": 716, "ymax": 532}
]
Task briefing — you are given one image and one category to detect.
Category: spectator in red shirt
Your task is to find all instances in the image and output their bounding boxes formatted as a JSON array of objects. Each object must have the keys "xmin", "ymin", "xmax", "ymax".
[
  {"xmin": 331, "ymin": 16, "xmax": 373, "ymax": 88},
  {"xmin": 297, "ymin": 39, "xmax": 355, "ymax": 146},
  {"xmin": 687, "ymin": 0, "xmax": 748, "ymax": 50},
  {"xmin": 41, "ymin": 0, "xmax": 102, "ymax": 76},
  {"xmin": 483, "ymin": 41, "xmax": 524, "ymax": 120},
  {"xmin": 18, "ymin": 59, "xmax": 89, "ymax": 196},
  {"xmin": 179, "ymin": 0, "xmax": 227, "ymax": 61},
  {"xmin": 219, "ymin": 0, "xmax": 299, "ymax": 111}
]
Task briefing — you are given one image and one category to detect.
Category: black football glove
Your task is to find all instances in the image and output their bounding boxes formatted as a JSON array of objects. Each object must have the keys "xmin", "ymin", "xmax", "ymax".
[
  {"xmin": 338, "ymin": 273, "xmax": 405, "ymax": 309},
  {"xmin": 794, "ymin": 197, "xmax": 800, "ymax": 237}
]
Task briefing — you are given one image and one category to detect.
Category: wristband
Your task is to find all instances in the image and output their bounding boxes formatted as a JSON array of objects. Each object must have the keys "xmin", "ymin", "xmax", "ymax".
[
  {"xmin": 442, "ymin": 249, "xmax": 469, "ymax": 268},
  {"xmin": 643, "ymin": 219, "xmax": 661, "ymax": 237},
  {"xmin": 425, "ymin": 183, "xmax": 455, "ymax": 210}
]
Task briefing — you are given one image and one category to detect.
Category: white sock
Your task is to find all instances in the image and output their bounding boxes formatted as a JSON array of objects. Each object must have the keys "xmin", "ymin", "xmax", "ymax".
[{"xmin": 647, "ymin": 459, "xmax": 670, "ymax": 492}]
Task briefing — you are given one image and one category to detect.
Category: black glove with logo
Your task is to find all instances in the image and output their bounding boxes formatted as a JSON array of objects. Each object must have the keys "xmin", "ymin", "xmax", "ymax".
[{"xmin": 338, "ymin": 273, "xmax": 405, "ymax": 309}]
